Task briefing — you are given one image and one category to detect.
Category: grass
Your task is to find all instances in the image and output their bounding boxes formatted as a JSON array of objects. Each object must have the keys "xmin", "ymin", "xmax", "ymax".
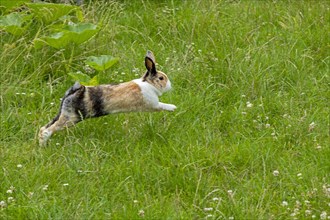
[{"xmin": 0, "ymin": 0, "xmax": 329, "ymax": 219}]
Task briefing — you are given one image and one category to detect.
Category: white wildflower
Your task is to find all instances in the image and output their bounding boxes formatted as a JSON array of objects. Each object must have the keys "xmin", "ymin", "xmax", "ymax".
[
  {"xmin": 0, "ymin": 201, "xmax": 6, "ymax": 208},
  {"xmin": 204, "ymin": 207, "xmax": 213, "ymax": 211},
  {"xmin": 320, "ymin": 211, "xmax": 327, "ymax": 220},
  {"xmin": 273, "ymin": 170, "xmax": 280, "ymax": 176},
  {"xmin": 42, "ymin": 185, "xmax": 48, "ymax": 191},
  {"xmin": 282, "ymin": 201, "xmax": 288, "ymax": 206},
  {"xmin": 7, "ymin": 197, "xmax": 15, "ymax": 203},
  {"xmin": 138, "ymin": 209, "xmax": 145, "ymax": 217},
  {"xmin": 309, "ymin": 122, "xmax": 316, "ymax": 131},
  {"xmin": 246, "ymin": 101, "xmax": 253, "ymax": 108},
  {"xmin": 305, "ymin": 210, "xmax": 312, "ymax": 215},
  {"xmin": 265, "ymin": 123, "xmax": 270, "ymax": 128},
  {"xmin": 63, "ymin": 183, "xmax": 69, "ymax": 186},
  {"xmin": 17, "ymin": 164, "xmax": 23, "ymax": 168},
  {"xmin": 28, "ymin": 192, "xmax": 34, "ymax": 198}
]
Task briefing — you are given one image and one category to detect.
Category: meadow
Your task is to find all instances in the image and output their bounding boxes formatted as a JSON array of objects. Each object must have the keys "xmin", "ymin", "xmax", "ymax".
[{"xmin": 0, "ymin": 0, "xmax": 329, "ymax": 219}]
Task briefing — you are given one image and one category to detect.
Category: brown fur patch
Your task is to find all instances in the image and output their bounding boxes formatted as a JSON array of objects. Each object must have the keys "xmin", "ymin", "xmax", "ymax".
[{"xmin": 100, "ymin": 81, "xmax": 144, "ymax": 113}]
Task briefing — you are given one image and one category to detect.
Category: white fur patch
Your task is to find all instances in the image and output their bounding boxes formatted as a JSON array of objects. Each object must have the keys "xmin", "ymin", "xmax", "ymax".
[{"xmin": 133, "ymin": 79, "xmax": 160, "ymax": 108}]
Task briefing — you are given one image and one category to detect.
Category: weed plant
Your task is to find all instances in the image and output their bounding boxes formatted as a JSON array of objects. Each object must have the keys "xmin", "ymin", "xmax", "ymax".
[{"xmin": 0, "ymin": 0, "xmax": 329, "ymax": 219}]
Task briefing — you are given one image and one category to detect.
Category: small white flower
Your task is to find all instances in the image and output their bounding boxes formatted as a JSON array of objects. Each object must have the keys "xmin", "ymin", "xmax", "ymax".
[
  {"xmin": 246, "ymin": 101, "xmax": 253, "ymax": 108},
  {"xmin": 273, "ymin": 170, "xmax": 280, "ymax": 176},
  {"xmin": 6, "ymin": 187, "xmax": 14, "ymax": 194},
  {"xmin": 138, "ymin": 209, "xmax": 145, "ymax": 217},
  {"xmin": 241, "ymin": 112, "xmax": 247, "ymax": 115},
  {"xmin": 241, "ymin": 95, "xmax": 246, "ymax": 98},
  {"xmin": 7, "ymin": 197, "xmax": 15, "ymax": 203},
  {"xmin": 206, "ymin": 214, "xmax": 213, "ymax": 218},
  {"xmin": 50, "ymin": 102, "xmax": 55, "ymax": 106},
  {"xmin": 316, "ymin": 144, "xmax": 322, "ymax": 150},
  {"xmin": 265, "ymin": 123, "xmax": 270, "ymax": 128},
  {"xmin": 282, "ymin": 201, "xmax": 288, "ymax": 206},
  {"xmin": 17, "ymin": 164, "xmax": 23, "ymax": 168},
  {"xmin": 228, "ymin": 217, "xmax": 234, "ymax": 220},
  {"xmin": 133, "ymin": 200, "xmax": 138, "ymax": 204},
  {"xmin": 212, "ymin": 197, "xmax": 220, "ymax": 201},
  {"xmin": 0, "ymin": 201, "xmax": 6, "ymax": 208},
  {"xmin": 42, "ymin": 185, "xmax": 48, "ymax": 191},
  {"xmin": 305, "ymin": 210, "xmax": 312, "ymax": 215},
  {"xmin": 309, "ymin": 122, "xmax": 316, "ymax": 131},
  {"xmin": 297, "ymin": 173, "xmax": 303, "ymax": 179},
  {"xmin": 312, "ymin": 214, "xmax": 316, "ymax": 218},
  {"xmin": 320, "ymin": 211, "xmax": 327, "ymax": 220},
  {"xmin": 227, "ymin": 190, "xmax": 234, "ymax": 197},
  {"xmin": 63, "ymin": 183, "xmax": 69, "ymax": 186},
  {"xmin": 204, "ymin": 207, "xmax": 213, "ymax": 211},
  {"xmin": 28, "ymin": 192, "xmax": 34, "ymax": 198}
]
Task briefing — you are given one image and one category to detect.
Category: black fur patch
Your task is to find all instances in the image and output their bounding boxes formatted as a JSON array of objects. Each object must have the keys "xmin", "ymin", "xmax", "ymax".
[
  {"xmin": 88, "ymin": 86, "xmax": 105, "ymax": 117},
  {"xmin": 72, "ymin": 85, "xmax": 87, "ymax": 120}
]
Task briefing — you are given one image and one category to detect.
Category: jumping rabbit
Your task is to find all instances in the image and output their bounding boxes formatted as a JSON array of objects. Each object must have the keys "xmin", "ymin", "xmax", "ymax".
[{"xmin": 39, "ymin": 51, "xmax": 176, "ymax": 146}]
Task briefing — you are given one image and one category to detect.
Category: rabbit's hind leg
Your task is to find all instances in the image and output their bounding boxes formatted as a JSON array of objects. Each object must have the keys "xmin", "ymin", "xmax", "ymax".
[{"xmin": 39, "ymin": 113, "xmax": 78, "ymax": 146}]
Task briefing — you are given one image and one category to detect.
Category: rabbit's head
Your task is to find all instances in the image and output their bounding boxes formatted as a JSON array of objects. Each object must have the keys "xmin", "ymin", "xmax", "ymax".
[{"xmin": 142, "ymin": 51, "xmax": 172, "ymax": 94}]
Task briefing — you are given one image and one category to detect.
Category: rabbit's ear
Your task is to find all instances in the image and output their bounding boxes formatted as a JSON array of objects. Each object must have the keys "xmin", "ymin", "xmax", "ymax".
[{"xmin": 145, "ymin": 50, "xmax": 157, "ymax": 77}]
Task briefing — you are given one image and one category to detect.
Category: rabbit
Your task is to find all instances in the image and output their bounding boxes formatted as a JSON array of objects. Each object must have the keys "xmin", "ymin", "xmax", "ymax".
[{"xmin": 39, "ymin": 50, "xmax": 177, "ymax": 146}]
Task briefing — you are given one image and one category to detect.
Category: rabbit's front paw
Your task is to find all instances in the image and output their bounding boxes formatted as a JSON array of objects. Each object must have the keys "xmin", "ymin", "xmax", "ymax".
[{"xmin": 159, "ymin": 103, "xmax": 177, "ymax": 111}]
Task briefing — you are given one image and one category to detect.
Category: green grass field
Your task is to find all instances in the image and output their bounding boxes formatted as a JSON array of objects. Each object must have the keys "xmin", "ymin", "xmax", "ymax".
[{"xmin": 1, "ymin": 0, "xmax": 329, "ymax": 219}]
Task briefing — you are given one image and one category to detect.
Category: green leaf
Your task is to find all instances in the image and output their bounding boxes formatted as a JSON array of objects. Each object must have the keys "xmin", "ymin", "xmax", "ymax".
[
  {"xmin": 34, "ymin": 22, "xmax": 99, "ymax": 49},
  {"xmin": 0, "ymin": 0, "xmax": 30, "ymax": 14},
  {"xmin": 0, "ymin": 13, "xmax": 32, "ymax": 36},
  {"xmin": 26, "ymin": 3, "xmax": 82, "ymax": 24},
  {"xmin": 34, "ymin": 32, "xmax": 70, "ymax": 49},
  {"xmin": 88, "ymin": 74, "xmax": 100, "ymax": 86},
  {"xmin": 63, "ymin": 22, "xmax": 100, "ymax": 45},
  {"xmin": 67, "ymin": 72, "xmax": 99, "ymax": 86},
  {"xmin": 85, "ymin": 55, "xmax": 119, "ymax": 71}
]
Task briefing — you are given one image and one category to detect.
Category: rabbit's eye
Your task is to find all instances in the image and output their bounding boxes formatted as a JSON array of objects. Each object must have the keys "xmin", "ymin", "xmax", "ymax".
[{"xmin": 159, "ymin": 76, "xmax": 164, "ymax": 80}]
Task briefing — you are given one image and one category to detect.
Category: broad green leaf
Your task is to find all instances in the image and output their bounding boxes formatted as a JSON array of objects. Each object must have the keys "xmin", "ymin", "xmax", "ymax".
[
  {"xmin": 0, "ymin": 13, "xmax": 32, "ymax": 35},
  {"xmin": 34, "ymin": 23, "xmax": 99, "ymax": 49},
  {"xmin": 88, "ymin": 74, "xmax": 100, "ymax": 86},
  {"xmin": 26, "ymin": 3, "xmax": 82, "ymax": 24},
  {"xmin": 0, "ymin": 0, "xmax": 30, "ymax": 14},
  {"xmin": 63, "ymin": 22, "xmax": 100, "ymax": 45},
  {"xmin": 34, "ymin": 32, "xmax": 69, "ymax": 49},
  {"xmin": 67, "ymin": 72, "xmax": 99, "ymax": 86},
  {"xmin": 85, "ymin": 55, "xmax": 119, "ymax": 71}
]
